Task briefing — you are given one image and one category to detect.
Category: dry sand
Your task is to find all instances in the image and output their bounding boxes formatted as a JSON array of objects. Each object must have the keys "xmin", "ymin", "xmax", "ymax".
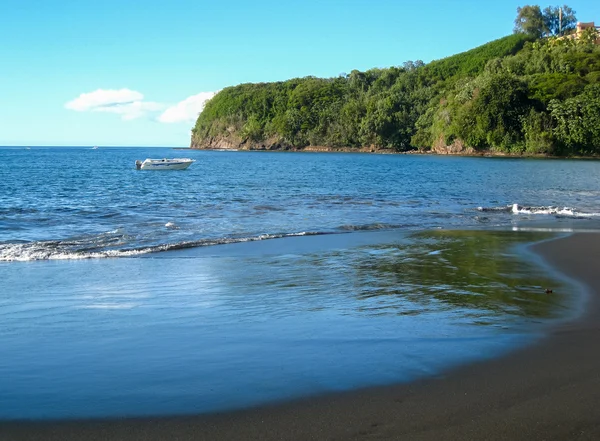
[{"xmin": 2, "ymin": 232, "xmax": 600, "ymax": 441}]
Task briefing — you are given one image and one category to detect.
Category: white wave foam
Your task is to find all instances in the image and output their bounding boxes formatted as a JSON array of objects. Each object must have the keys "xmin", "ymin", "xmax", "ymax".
[
  {"xmin": 478, "ymin": 203, "xmax": 600, "ymax": 218},
  {"xmin": 0, "ymin": 231, "xmax": 322, "ymax": 262},
  {"xmin": 476, "ymin": 205, "xmax": 512, "ymax": 213},
  {"xmin": 0, "ymin": 243, "xmax": 149, "ymax": 262},
  {"xmin": 511, "ymin": 203, "xmax": 575, "ymax": 215}
]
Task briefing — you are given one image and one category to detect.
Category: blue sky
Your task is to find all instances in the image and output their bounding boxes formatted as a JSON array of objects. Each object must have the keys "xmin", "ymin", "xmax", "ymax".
[{"xmin": 1, "ymin": 0, "xmax": 599, "ymax": 147}]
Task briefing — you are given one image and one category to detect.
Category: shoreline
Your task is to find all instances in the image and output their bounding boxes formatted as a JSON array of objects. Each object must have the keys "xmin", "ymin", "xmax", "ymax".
[
  {"xmin": 2, "ymin": 233, "xmax": 600, "ymax": 440},
  {"xmin": 184, "ymin": 146, "xmax": 600, "ymax": 160}
]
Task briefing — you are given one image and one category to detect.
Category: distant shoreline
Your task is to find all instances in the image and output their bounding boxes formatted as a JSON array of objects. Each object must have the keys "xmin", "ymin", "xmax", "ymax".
[
  {"xmin": 3, "ymin": 233, "xmax": 600, "ymax": 440},
  {"xmin": 182, "ymin": 145, "xmax": 600, "ymax": 159}
]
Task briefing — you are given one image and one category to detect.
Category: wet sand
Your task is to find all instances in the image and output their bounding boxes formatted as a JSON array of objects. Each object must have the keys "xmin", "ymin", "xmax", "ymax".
[{"xmin": 2, "ymin": 232, "xmax": 600, "ymax": 441}]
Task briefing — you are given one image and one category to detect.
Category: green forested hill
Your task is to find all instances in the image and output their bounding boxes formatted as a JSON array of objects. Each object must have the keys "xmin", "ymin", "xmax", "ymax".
[{"xmin": 191, "ymin": 31, "xmax": 600, "ymax": 156}]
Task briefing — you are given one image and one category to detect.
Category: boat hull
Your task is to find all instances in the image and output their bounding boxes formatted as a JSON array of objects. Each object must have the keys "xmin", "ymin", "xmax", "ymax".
[{"xmin": 136, "ymin": 158, "xmax": 195, "ymax": 170}]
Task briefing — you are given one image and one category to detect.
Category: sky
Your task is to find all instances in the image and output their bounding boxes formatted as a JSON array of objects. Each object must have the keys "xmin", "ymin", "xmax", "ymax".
[{"xmin": 1, "ymin": 0, "xmax": 599, "ymax": 147}]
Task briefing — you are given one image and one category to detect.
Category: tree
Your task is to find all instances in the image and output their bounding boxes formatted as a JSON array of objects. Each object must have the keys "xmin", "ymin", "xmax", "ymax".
[
  {"xmin": 543, "ymin": 5, "xmax": 577, "ymax": 36},
  {"xmin": 579, "ymin": 27, "xmax": 599, "ymax": 45},
  {"xmin": 455, "ymin": 74, "xmax": 531, "ymax": 151},
  {"xmin": 402, "ymin": 60, "xmax": 425, "ymax": 71},
  {"xmin": 549, "ymin": 84, "xmax": 600, "ymax": 154},
  {"xmin": 514, "ymin": 5, "xmax": 548, "ymax": 38}
]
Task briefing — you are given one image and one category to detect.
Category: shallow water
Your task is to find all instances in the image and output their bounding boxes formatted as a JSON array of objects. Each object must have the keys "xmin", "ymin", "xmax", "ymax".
[{"xmin": 0, "ymin": 229, "xmax": 577, "ymax": 420}]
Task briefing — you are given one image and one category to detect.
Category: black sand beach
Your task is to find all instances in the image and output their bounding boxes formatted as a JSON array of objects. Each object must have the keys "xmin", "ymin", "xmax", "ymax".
[{"xmin": 2, "ymin": 232, "xmax": 600, "ymax": 441}]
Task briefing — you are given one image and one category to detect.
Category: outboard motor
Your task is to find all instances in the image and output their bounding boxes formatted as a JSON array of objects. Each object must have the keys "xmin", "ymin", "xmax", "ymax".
[{"xmin": 135, "ymin": 160, "xmax": 142, "ymax": 170}]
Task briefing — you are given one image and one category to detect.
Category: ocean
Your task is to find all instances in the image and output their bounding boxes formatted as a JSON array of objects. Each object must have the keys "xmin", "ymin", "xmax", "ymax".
[{"xmin": 1, "ymin": 146, "xmax": 599, "ymax": 420}]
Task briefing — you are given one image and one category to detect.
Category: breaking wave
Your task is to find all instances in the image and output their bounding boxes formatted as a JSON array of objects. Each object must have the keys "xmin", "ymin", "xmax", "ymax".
[
  {"xmin": 477, "ymin": 203, "xmax": 600, "ymax": 217},
  {"xmin": 0, "ymin": 231, "xmax": 328, "ymax": 262},
  {"xmin": 337, "ymin": 223, "xmax": 406, "ymax": 231}
]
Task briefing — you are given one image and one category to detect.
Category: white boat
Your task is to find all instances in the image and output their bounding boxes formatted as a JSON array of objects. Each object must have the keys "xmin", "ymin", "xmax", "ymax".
[{"xmin": 135, "ymin": 158, "xmax": 195, "ymax": 170}]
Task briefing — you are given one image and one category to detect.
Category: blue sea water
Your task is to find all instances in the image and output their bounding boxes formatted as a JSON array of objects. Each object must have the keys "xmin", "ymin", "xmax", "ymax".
[
  {"xmin": 2, "ymin": 147, "xmax": 600, "ymax": 260},
  {"xmin": 1, "ymin": 146, "xmax": 599, "ymax": 420}
]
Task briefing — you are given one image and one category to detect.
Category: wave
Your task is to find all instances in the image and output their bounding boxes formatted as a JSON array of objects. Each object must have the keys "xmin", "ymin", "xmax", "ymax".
[
  {"xmin": 0, "ymin": 232, "xmax": 328, "ymax": 262},
  {"xmin": 477, "ymin": 203, "xmax": 600, "ymax": 217},
  {"xmin": 0, "ymin": 207, "xmax": 40, "ymax": 215},
  {"xmin": 337, "ymin": 223, "xmax": 406, "ymax": 231},
  {"xmin": 253, "ymin": 205, "xmax": 286, "ymax": 212}
]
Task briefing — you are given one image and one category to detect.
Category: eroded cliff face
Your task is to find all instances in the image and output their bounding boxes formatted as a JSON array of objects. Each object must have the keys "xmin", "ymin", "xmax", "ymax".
[
  {"xmin": 190, "ymin": 135, "xmax": 394, "ymax": 153},
  {"xmin": 190, "ymin": 134, "xmax": 287, "ymax": 151},
  {"xmin": 191, "ymin": 136, "xmax": 243, "ymax": 150},
  {"xmin": 430, "ymin": 135, "xmax": 476, "ymax": 155},
  {"xmin": 190, "ymin": 135, "xmax": 541, "ymax": 157}
]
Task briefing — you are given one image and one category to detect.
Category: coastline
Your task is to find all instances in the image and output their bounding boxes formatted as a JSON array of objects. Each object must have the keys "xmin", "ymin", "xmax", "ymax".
[
  {"xmin": 185, "ymin": 145, "xmax": 600, "ymax": 159},
  {"xmin": 2, "ymin": 232, "xmax": 600, "ymax": 440}
]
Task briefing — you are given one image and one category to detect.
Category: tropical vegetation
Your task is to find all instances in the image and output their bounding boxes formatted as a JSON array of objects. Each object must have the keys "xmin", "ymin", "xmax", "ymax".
[{"xmin": 192, "ymin": 4, "xmax": 600, "ymax": 156}]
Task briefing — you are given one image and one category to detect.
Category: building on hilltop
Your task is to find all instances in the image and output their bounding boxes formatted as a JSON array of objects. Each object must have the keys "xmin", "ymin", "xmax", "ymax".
[
  {"xmin": 557, "ymin": 21, "xmax": 600, "ymax": 44},
  {"xmin": 576, "ymin": 21, "xmax": 600, "ymax": 37}
]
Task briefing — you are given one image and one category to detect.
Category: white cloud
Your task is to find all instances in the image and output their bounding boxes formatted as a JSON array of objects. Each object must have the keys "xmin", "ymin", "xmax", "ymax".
[
  {"xmin": 65, "ymin": 88, "xmax": 217, "ymax": 123},
  {"xmin": 65, "ymin": 88, "xmax": 142, "ymax": 111},
  {"xmin": 95, "ymin": 100, "xmax": 165, "ymax": 120},
  {"xmin": 158, "ymin": 91, "xmax": 217, "ymax": 124},
  {"xmin": 65, "ymin": 88, "xmax": 165, "ymax": 121}
]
